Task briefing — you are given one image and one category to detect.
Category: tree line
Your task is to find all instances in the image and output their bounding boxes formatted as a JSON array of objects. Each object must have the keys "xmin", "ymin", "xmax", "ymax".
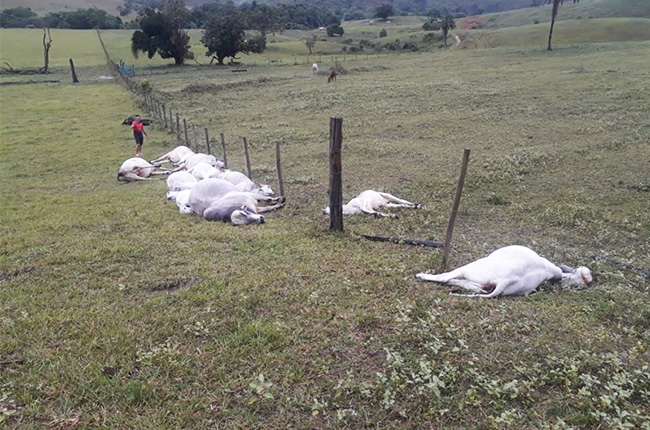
[
  {"xmin": 0, "ymin": 7, "xmax": 123, "ymax": 29},
  {"xmin": 0, "ymin": 2, "xmax": 339, "ymax": 31}
]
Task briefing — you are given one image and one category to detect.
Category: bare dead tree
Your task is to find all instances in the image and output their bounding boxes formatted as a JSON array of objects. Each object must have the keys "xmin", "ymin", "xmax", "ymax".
[{"xmin": 39, "ymin": 28, "xmax": 53, "ymax": 74}]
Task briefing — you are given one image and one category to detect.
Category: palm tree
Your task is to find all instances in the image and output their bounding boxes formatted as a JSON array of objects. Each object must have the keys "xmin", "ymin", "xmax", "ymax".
[
  {"xmin": 441, "ymin": 15, "xmax": 456, "ymax": 48},
  {"xmin": 547, "ymin": 0, "xmax": 561, "ymax": 50}
]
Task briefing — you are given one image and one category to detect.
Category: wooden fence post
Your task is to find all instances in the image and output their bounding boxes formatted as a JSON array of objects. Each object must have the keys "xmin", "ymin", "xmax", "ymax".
[
  {"xmin": 204, "ymin": 128, "xmax": 211, "ymax": 155},
  {"xmin": 69, "ymin": 58, "xmax": 79, "ymax": 83},
  {"xmin": 162, "ymin": 104, "xmax": 167, "ymax": 130},
  {"xmin": 441, "ymin": 148, "xmax": 471, "ymax": 271},
  {"xmin": 242, "ymin": 136, "xmax": 252, "ymax": 178},
  {"xmin": 220, "ymin": 133, "xmax": 228, "ymax": 168},
  {"xmin": 329, "ymin": 117, "xmax": 344, "ymax": 232},
  {"xmin": 275, "ymin": 140, "xmax": 285, "ymax": 197},
  {"xmin": 183, "ymin": 119, "xmax": 189, "ymax": 147},
  {"xmin": 176, "ymin": 113, "xmax": 181, "ymax": 140},
  {"xmin": 169, "ymin": 109, "xmax": 173, "ymax": 132},
  {"xmin": 192, "ymin": 125, "xmax": 198, "ymax": 152}
]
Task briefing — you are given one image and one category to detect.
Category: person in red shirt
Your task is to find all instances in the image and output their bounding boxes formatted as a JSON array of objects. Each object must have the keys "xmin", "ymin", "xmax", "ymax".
[{"xmin": 131, "ymin": 115, "xmax": 148, "ymax": 157}]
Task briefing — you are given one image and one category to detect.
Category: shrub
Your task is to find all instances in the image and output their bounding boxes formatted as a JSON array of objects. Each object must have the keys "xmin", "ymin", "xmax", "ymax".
[
  {"xmin": 402, "ymin": 42, "xmax": 419, "ymax": 52},
  {"xmin": 379, "ymin": 28, "xmax": 387, "ymax": 37}
]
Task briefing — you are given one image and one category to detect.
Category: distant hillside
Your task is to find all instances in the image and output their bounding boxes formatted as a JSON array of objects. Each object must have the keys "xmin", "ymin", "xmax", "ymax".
[
  {"xmin": 0, "ymin": 0, "xmax": 551, "ymax": 16},
  {"xmin": 457, "ymin": 0, "xmax": 650, "ymax": 29},
  {"xmin": 0, "ymin": 0, "xmax": 124, "ymax": 14},
  {"xmin": 3, "ymin": 0, "xmax": 648, "ymax": 23}
]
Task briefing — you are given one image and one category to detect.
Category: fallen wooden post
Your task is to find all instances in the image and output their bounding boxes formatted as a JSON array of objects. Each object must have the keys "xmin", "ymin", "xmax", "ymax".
[
  {"xmin": 590, "ymin": 255, "xmax": 650, "ymax": 276},
  {"xmin": 360, "ymin": 234, "xmax": 443, "ymax": 248}
]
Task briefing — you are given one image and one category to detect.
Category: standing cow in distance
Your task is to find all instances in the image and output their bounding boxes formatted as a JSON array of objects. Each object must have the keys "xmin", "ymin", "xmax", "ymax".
[{"xmin": 327, "ymin": 70, "xmax": 339, "ymax": 83}]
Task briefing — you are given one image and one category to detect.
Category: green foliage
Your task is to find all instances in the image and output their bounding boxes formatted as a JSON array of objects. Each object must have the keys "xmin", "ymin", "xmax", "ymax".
[
  {"xmin": 201, "ymin": 12, "xmax": 267, "ymax": 65},
  {"xmin": 374, "ymin": 4, "xmax": 395, "ymax": 21},
  {"xmin": 131, "ymin": 0, "xmax": 193, "ymax": 65},
  {"xmin": 0, "ymin": 7, "xmax": 40, "ymax": 28},
  {"xmin": 379, "ymin": 28, "xmax": 387, "ymax": 37},
  {"xmin": 326, "ymin": 23, "xmax": 344, "ymax": 37}
]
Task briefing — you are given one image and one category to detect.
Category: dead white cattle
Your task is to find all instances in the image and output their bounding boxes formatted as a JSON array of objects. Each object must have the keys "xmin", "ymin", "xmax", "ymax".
[
  {"xmin": 117, "ymin": 157, "xmax": 171, "ymax": 181},
  {"xmin": 415, "ymin": 245, "xmax": 593, "ymax": 298},
  {"xmin": 203, "ymin": 192, "xmax": 286, "ymax": 225},
  {"xmin": 171, "ymin": 189, "xmax": 193, "ymax": 214},
  {"xmin": 312, "ymin": 63, "xmax": 319, "ymax": 72},
  {"xmin": 175, "ymin": 153, "xmax": 224, "ymax": 172},
  {"xmin": 166, "ymin": 171, "xmax": 198, "ymax": 200},
  {"xmin": 322, "ymin": 190, "xmax": 423, "ymax": 218},
  {"xmin": 188, "ymin": 162, "xmax": 222, "ymax": 181},
  {"xmin": 216, "ymin": 169, "xmax": 274, "ymax": 196},
  {"xmin": 188, "ymin": 178, "xmax": 285, "ymax": 225},
  {"xmin": 150, "ymin": 146, "xmax": 194, "ymax": 165}
]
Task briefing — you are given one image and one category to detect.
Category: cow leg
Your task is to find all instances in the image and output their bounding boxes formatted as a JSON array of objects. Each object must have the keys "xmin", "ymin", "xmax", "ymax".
[
  {"xmin": 149, "ymin": 169, "xmax": 172, "ymax": 176},
  {"xmin": 380, "ymin": 193, "xmax": 423, "ymax": 209},
  {"xmin": 359, "ymin": 207, "xmax": 398, "ymax": 218},
  {"xmin": 256, "ymin": 202, "xmax": 286, "ymax": 213}
]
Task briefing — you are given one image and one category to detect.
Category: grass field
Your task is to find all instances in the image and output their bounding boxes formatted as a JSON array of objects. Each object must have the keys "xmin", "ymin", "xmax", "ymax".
[{"xmin": 1, "ymin": 14, "xmax": 649, "ymax": 430}]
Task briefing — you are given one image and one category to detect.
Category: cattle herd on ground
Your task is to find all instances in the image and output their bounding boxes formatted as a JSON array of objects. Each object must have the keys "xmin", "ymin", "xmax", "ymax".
[{"xmin": 116, "ymin": 116, "xmax": 594, "ymax": 297}]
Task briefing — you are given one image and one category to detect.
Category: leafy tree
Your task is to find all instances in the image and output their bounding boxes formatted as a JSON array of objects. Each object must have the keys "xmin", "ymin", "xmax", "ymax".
[
  {"xmin": 201, "ymin": 12, "xmax": 266, "ymax": 65},
  {"xmin": 241, "ymin": 2, "xmax": 284, "ymax": 36},
  {"xmin": 131, "ymin": 0, "xmax": 193, "ymax": 65},
  {"xmin": 547, "ymin": 0, "xmax": 561, "ymax": 50},
  {"xmin": 326, "ymin": 23, "xmax": 344, "ymax": 37},
  {"xmin": 440, "ymin": 15, "xmax": 456, "ymax": 47},
  {"xmin": 374, "ymin": 4, "xmax": 395, "ymax": 21},
  {"xmin": 0, "ymin": 7, "xmax": 41, "ymax": 28},
  {"xmin": 305, "ymin": 33, "xmax": 317, "ymax": 54}
]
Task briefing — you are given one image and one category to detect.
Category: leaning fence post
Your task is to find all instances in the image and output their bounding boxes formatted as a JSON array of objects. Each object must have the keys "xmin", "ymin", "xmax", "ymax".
[
  {"xmin": 192, "ymin": 125, "xmax": 199, "ymax": 152},
  {"xmin": 69, "ymin": 58, "xmax": 79, "ymax": 83},
  {"xmin": 242, "ymin": 136, "xmax": 252, "ymax": 178},
  {"xmin": 183, "ymin": 119, "xmax": 189, "ymax": 147},
  {"xmin": 220, "ymin": 133, "xmax": 228, "ymax": 168},
  {"xmin": 204, "ymin": 128, "xmax": 211, "ymax": 155},
  {"xmin": 162, "ymin": 104, "xmax": 167, "ymax": 130},
  {"xmin": 441, "ymin": 148, "xmax": 471, "ymax": 271},
  {"xmin": 275, "ymin": 140, "xmax": 285, "ymax": 197},
  {"xmin": 329, "ymin": 117, "xmax": 344, "ymax": 232}
]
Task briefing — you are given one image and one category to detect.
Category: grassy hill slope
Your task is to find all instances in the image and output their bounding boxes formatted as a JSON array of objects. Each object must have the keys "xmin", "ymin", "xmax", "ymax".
[{"xmin": 460, "ymin": 0, "xmax": 650, "ymax": 29}]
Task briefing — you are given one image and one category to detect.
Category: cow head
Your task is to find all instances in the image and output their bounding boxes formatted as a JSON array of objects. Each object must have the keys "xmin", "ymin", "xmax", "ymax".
[
  {"xmin": 561, "ymin": 266, "xmax": 593, "ymax": 289},
  {"xmin": 230, "ymin": 206, "xmax": 265, "ymax": 225}
]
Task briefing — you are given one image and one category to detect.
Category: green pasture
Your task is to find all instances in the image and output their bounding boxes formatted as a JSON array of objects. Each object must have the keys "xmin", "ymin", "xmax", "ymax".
[
  {"xmin": 1, "ymin": 17, "xmax": 650, "ymax": 430},
  {"xmin": 469, "ymin": 0, "xmax": 650, "ymax": 29}
]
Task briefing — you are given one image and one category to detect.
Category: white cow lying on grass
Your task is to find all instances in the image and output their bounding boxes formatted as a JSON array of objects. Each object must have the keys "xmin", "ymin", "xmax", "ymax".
[
  {"xmin": 166, "ymin": 171, "xmax": 198, "ymax": 200},
  {"xmin": 172, "ymin": 189, "xmax": 193, "ymax": 214},
  {"xmin": 188, "ymin": 178, "xmax": 285, "ymax": 225},
  {"xmin": 415, "ymin": 245, "xmax": 593, "ymax": 298},
  {"xmin": 175, "ymin": 153, "xmax": 224, "ymax": 172},
  {"xmin": 150, "ymin": 146, "xmax": 195, "ymax": 165},
  {"xmin": 188, "ymin": 162, "xmax": 222, "ymax": 181},
  {"xmin": 322, "ymin": 190, "xmax": 423, "ymax": 218},
  {"xmin": 216, "ymin": 169, "xmax": 274, "ymax": 196},
  {"xmin": 117, "ymin": 158, "xmax": 171, "ymax": 181}
]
